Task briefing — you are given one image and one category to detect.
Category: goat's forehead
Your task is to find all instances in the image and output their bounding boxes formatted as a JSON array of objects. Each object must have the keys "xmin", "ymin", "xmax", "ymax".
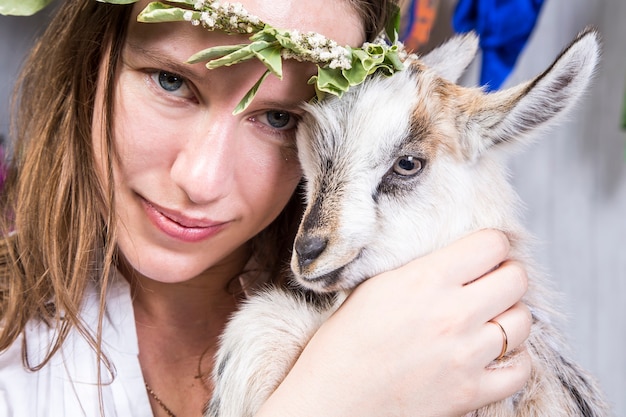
[{"xmin": 304, "ymin": 67, "xmax": 462, "ymax": 160}]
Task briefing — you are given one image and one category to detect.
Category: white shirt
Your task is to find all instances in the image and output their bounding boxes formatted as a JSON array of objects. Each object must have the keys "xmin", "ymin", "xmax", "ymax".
[{"xmin": 0, "ymin": 272, "xmax": 154, "ymax": 416}]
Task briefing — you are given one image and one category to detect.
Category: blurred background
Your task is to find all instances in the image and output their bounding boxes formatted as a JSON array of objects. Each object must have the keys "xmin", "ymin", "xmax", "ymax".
[{"xmin": 1, "ymin": 0, "xmax": 625, "ymax": 415}]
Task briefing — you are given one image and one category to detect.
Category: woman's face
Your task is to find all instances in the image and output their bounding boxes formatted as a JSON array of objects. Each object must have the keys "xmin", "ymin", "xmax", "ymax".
[{"xmin": 92, "ymin": 0, "xmax": 365, "ymax": 284}]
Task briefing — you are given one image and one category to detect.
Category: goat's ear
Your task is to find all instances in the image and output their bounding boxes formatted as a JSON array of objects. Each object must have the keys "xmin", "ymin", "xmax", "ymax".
[
  {"xmin": 461, "ymin": 28, "xmax": 601, "ymax": 159},
  {"xmin": 420, "ymin": 32, "xmax": 479, "ymax": 83}
]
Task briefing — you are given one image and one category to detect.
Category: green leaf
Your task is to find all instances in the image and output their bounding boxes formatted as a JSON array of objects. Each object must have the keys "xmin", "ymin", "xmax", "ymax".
[
  {"xmin": 207, "ymin": 41, "xmax": 271, "ymax": 69},
  {"xmin": 233, "ymin": 69, "xmax": 272, "ymax": 115},
  {"xmin": 383, "ymin": 49, "xmax": 405, "ymax": 72},
  {"xmin": 373, "ymin": 64, "xmax": 394, "ymax": 76},
  {"xmin": 274, "ymin": 33, "xmax": 308, "ymax": 55},
  {"xmin": 342, "ymin": 60, "xmax": 368, "ymax": 86},
  {"xmin": 313, "ymin": 67, "xmax": 350, "ymax": 96},
  {"xmin": 385, "ymin": 4, "xmax": 401, "ymax": 43},
  {"xmin": 250, "ymin": 26, "xmax": 278, "ymax": 42},
  {"xmin": 251, "ymin": 27, "xmax": 307, "ymax": 55},
  {"xmin": 253, "ymin": 44, "xmax": 283, "ymax": 78},
  {"xmin": 137, "ymin": 2, "xmax": 188, "ymax": 23},
  {"xmin": 0, "ymin": 0, "xmax": 55, "ymax": 16},
  {"xmin": 187, "ymin": 44, "xmax": 249, "ymax": 64},
  {"xmin": 352, "ymin": 49, "xmax": 382, "ymax": 73},
  {"xmin": 364, "ymin": 44, "xmax": 385, "ymax": 60},
  {"xmin": 307, "ymin": 78, "xmax": 328, "ymax": 103}
]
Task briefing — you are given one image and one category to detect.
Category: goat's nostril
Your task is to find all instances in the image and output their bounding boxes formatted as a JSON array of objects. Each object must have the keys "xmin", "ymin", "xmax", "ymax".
[{"xmin": 295, "ymin": 236, "xmax": 328, "ymax": 268}]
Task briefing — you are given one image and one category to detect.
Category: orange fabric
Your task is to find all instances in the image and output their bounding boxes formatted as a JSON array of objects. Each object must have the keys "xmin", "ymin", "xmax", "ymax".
[{"xmin": 401, "ymin": 0, "xmax": 440, "ymax": 52}]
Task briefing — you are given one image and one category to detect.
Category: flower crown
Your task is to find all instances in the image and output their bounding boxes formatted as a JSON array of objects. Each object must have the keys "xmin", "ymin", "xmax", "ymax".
[{"xmin": 1, "ymin": 0, "xmax": 407, "ymax": 114}]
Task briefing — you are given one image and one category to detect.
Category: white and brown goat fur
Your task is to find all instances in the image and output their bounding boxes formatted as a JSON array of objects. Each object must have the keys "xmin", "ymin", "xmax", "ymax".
[{"xmin": 206, "ymin": 28, "xmax": 611, "ymax": 416}]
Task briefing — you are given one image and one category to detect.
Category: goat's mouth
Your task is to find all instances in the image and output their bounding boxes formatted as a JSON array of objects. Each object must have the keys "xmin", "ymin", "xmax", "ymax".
[
  {"xmin": 296, "ymin": 265, "xmax": 347, "ymax": 293},
  {"xmin": 294, "ymin": 249, "xmax": 365, "ymax": 292}
]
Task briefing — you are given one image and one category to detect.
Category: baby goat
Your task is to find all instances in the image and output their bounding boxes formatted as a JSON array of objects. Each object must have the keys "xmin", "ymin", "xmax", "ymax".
[{"xmin": 207, "ymin": 28, "xmax": 611, "ymax": 417}]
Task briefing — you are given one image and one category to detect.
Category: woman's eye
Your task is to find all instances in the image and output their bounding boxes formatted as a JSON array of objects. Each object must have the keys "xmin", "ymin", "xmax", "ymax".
[
  {"xmin": 150, "ymin": 70, "xmax": 193, "ymax": 99},
  {"xmin": 393, "ymin": 155, "xmax": 425, "ymax": 176},
  {"xmin": 257, "ymin": 110, "xmax": 298, "ymax": 130}
]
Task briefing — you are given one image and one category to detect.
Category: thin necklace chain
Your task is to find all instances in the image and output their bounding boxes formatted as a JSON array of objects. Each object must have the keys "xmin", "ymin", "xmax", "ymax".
[
  {"xmin": 142, "ymin": 347, "xmax": 212, "ymax": 417},
  {"xmin": 145, "ymin": 382, "xmax": 177, "ymax": 417}
]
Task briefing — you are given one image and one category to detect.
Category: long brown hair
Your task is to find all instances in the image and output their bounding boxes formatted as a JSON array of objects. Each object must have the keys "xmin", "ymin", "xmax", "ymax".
[
  {"xmin": 0, "ymin": 0, "xmax": 131, "ymax": 370},
  {"xmin": 0, "ymin": 0, "xmax": 399, "ymax": 372}
]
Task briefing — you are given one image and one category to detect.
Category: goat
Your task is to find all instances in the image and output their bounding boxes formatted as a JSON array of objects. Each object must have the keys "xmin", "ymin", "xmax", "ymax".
[{"xmin": 206, "ymin": 28, "xmax": 611, "ymax": 417}]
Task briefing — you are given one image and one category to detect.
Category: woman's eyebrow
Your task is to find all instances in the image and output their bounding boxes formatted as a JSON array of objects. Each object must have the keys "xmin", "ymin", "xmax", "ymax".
[
  {"xmin": 125, "ymin": 41, "xmax": 312, "ymax": 111},
  {"xmin": 125, "ymin": 41, "xmax": 205, "ymax": 80},
  {"xmin": 257, "ymin": 99, "xmax": 308, "ymax": 114}
]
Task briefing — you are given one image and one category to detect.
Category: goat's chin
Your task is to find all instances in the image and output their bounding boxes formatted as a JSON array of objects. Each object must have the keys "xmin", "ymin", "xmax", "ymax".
[
  {"xmin": 294, "ymin": 263, "xmax": 375, "ymax": 294},
  {"xmin": 294, "ymin": 267, "xmax": 349, "ymax": 293}
]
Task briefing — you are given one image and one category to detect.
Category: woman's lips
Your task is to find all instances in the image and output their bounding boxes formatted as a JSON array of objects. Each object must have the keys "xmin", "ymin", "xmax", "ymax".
[{"xmin": 141, "ymin": 198, "xmax": 227, "ymax": 243}]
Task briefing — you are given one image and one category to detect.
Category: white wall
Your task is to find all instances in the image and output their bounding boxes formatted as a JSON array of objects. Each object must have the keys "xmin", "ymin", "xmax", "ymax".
[
  {"xmin": 0, "ymin": 10, "xmax": 52, "ymax": 140},
  {"xmin": 507, "ymin": 0, "xmax": 626, "ymax": 414}
]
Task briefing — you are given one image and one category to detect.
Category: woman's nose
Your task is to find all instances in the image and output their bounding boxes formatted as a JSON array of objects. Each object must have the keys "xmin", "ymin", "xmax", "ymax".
[{"xmin": 170, "ymin": 116, "xmax": 238, "ymax": 205}]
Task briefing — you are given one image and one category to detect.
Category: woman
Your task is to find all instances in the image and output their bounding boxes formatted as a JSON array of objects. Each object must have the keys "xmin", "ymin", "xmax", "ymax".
[{"xmin": 0, "ymin": 0, "xmax": 531, "ymax": 415}]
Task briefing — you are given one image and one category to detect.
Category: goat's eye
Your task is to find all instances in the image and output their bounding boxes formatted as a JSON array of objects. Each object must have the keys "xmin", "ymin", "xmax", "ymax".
[{"xmin": 393, "ymin": 155, "xmax": 424, "ymax": 176}]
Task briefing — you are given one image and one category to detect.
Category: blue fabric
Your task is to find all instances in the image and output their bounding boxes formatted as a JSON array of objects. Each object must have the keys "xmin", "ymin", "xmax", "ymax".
[
  {"xmin": 401, "ymin": 0, "xmax": 418, "ymax": 40},
  {"xmin": 452, "ymin": 0, "xmax": 545, "ymax": 91}
]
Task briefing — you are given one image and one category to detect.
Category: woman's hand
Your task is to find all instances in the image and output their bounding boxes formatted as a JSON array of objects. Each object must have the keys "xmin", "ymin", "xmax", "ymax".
[{"xmin": 256, "ymin": 229, "xmax": 532, "ymax": 417}]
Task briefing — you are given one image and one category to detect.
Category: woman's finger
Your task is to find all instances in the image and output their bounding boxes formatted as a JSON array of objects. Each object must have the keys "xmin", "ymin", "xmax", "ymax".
[
  {"xmin": 478, "ymin": 301, "xmax": 533, "ymax": 364},
  {"xmin": 427, "ymin": 229, "xmax": 511, "ymax": 287},
  {"xmin": 463, "ymin": 260, "xmax": 529, "ymax": 324},
  {"xmin": 470, "ymin": 347, "xmax": 532, "ymax": 410}
]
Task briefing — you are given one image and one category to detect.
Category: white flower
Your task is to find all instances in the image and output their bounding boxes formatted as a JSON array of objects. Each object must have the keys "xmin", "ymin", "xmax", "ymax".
[
  {"xmin": 289, "ymin": 30, "xmax": 301, "ymax": 43},
  {"xmin": 203, "ymin": 14, "xmax": 216, "ymax": 28},
  {"xmin": 183, "ymin": 10, "xmax": 194, "ymax": 21},
  {"xmin": 306, "ymin": 33, "xmax": 326, "ymax": 48},
  {"xmin": 332, "ymin": 46, "xmax": 349, "ymax": 58},
  {"xmin": 319, "ymin": 51, "xmax": 332, "ymax": 62},
  {"xmin": 231, "ymin": 3, "xmax": 244, "ymax": 15},
  {"xmin": 329, "ymin": 55, "xmax": 351, "ymax": 70}
]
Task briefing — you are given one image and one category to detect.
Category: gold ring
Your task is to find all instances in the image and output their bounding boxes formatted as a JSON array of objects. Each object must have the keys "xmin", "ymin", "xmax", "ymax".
[{"xmin": 489, "ymin": 320, "xmax": 508, "ymax": 360}]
